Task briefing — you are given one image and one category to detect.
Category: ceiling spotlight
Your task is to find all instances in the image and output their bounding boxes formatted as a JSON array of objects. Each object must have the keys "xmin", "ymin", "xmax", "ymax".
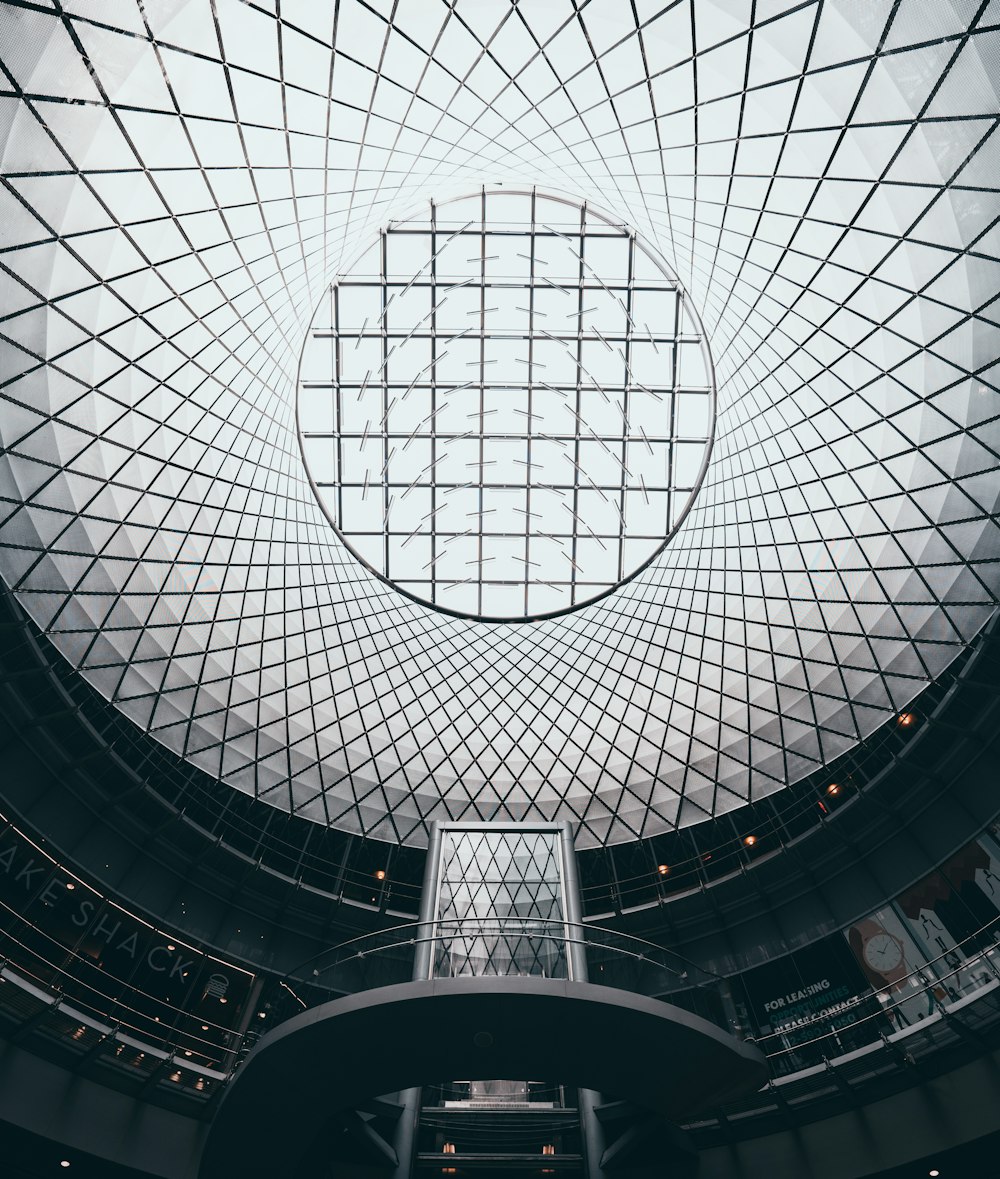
[
  {"xmin": 826, "ymin": 783, "xmax": 840, "ymax": 796},
  {"xmin": 657, "ymin": 864, "xmax": 670, "ymax": 876},
  {"xmin": 897, "ymin": 712, "xmax": 916, "ymax": 727},
  {"xmin": 929, "ymin": 1171, "xmax": 940, "ymax": 1177},
  {"xmin": 743, "ymin": 835, "xmax": 758, "ymax": 847},
  {"xmin": 60, "ymin": 1164, "xmax": 70, "ymax": 1170},
  {"xmin": 65, "ymin": 882, "xmax": 75, "ymax": 891},
  {"xmin": 374, "ymin": 869, "xmax": 386, "ymax": 881}
]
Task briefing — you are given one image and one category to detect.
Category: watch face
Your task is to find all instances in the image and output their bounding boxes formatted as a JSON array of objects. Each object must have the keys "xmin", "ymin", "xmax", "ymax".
[{"xmin": 863, "ymin": 931, "xmax": 904, "ymax": 973}]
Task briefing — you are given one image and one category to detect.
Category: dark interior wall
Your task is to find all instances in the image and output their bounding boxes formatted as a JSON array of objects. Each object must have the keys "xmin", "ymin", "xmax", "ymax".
[
  {"xmin": 0, "ymin": 1118, "xmax": 163, "ymax": 1179},
  {"xmin": 0, "ymin": 1037, "xmax": 206, "ymax": 1179},
  {"xmin": 0, "ymin": 1008, "xmax": 998, "ymax": 1179},
  {"xmin": 699, "ymin": 1045, "xmax": 1000, "ymax": 1179}
]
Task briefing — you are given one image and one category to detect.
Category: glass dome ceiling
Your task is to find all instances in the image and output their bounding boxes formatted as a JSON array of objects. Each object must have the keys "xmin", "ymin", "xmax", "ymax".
[{"xmin": 0, "ymin": 0, "xmax": 996, "ymax": 848}]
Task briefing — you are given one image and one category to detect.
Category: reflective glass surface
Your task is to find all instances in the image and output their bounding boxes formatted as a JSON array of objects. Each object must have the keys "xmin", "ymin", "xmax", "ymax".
[{"xmin": 433, "ymin": 829, "xmax": 566, "ymax": 978}]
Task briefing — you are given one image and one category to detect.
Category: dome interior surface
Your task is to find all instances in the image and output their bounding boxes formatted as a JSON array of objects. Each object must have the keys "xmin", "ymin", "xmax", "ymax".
[{"xmin": 0, "ymin": 0, "xmax": 996, "ymax": 847}]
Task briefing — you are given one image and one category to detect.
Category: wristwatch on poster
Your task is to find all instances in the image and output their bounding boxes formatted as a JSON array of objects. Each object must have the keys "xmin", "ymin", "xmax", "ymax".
[{"xmin": 851, "ymin": 917, "xmax": 908, "ymax": 989}]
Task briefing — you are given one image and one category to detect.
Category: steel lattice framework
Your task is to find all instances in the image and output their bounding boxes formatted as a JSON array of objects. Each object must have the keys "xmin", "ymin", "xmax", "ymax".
[
  {"xmin": 0, "ymin": 0, "xmax": 997, "ymax": 847},
  {"xmin": 299, "ymin": 189, "xmax": 714, "ymax": 620}
]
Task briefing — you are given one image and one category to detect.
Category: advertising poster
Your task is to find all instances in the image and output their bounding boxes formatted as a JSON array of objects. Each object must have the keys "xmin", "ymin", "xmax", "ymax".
[{"xmin": 740, "ymin": 935, "xmax": 883, "ymax": 1070}]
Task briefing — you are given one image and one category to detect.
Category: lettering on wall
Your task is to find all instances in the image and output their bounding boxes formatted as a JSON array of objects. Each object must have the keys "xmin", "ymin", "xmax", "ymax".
[{"xmin": 0, "ymin": 824, "xmax": 250, "ymax": 1035}]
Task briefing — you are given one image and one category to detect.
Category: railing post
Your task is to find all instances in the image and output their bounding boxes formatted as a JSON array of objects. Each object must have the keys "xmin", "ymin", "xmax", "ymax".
[{"xmin": 224, "ymin": 975, "xmax": 265, "ymax": 1076}]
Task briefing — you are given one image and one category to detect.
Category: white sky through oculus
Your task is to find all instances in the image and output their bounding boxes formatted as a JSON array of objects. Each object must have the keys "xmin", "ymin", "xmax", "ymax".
[{"xmin": 298, "ymin": 190, "xmax": 715, "ymax": 620}]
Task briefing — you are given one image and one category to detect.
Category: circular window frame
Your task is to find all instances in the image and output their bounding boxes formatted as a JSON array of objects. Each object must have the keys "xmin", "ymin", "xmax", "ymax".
[{"xmin": 296, "ymin": 188, "xmax": 718, "ymax": 624}]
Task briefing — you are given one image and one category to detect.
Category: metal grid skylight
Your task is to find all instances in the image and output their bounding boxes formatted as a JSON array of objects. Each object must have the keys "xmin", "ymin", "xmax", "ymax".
[
  {"xmin": 299, "ymin": 190, "xmax": 713, "ymax": 620},
  {"xmin": 0, "ymin": 0, "xmax": 997, "ymax": 847}
]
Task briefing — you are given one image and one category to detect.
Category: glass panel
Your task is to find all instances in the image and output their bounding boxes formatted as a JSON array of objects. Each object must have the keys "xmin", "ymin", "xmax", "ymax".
[{"xmin": 432, "ymin": 830, "xmax": 567, "ymax": 979}]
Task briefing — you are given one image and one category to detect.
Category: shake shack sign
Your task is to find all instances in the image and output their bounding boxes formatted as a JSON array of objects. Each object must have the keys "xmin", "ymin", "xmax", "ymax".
[
  {"xmin": 70, "ymin": 896, "xmax": 197, "ymax": 980},
  {"xmin": 0, "ymin": 821, "xmax": 253, "ymax": 1027}
]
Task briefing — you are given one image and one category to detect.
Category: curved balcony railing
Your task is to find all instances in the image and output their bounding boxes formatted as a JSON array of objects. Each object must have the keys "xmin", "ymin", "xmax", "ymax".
[
  {"xmin": 257, "ymin": 918, "xmax": 735, "ymax": 1045},
  {"xmin": 1, "ymin": 897, "xmax": 999, "ymax": 1108},
  {"xmin": 243, "ymin": 915, "xmax": 1000, "ymax": 1081}
]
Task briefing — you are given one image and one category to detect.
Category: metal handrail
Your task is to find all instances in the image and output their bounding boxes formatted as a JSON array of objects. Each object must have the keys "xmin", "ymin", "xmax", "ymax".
[{"xmin": 280, "ymin": 917, "xmax": 723, "ymax": 990}]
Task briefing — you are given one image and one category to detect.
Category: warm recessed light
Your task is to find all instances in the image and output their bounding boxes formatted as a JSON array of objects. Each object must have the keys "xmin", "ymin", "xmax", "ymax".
[
  {"xmin": 65, "ymin": 882, "xmax": 75, "ymax": 890},
  {"xmin": 898, "ymin": 712, "xmax": 915, "ymax": 726},
  {"xmin": 744, "ymin": 835, "xmax": 757, "ymax": 847},
  {"xmin": 929, "ymin": 1171, "xmax": 940, "ymax": 1177},
  {"xmin": 60, "ymin": 1162, "xmax": 70, "ymax": 1168},
  {"xmin": 374, "ymin": 869, "xmax": 386, "ymax": 881},
  {"xmin": 657, "ymin": 864, "xmax": 669, "ymax": 876},
  {"xmin": 826, "ymin": 783, "xmax": 840, "ymax": 796}
]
